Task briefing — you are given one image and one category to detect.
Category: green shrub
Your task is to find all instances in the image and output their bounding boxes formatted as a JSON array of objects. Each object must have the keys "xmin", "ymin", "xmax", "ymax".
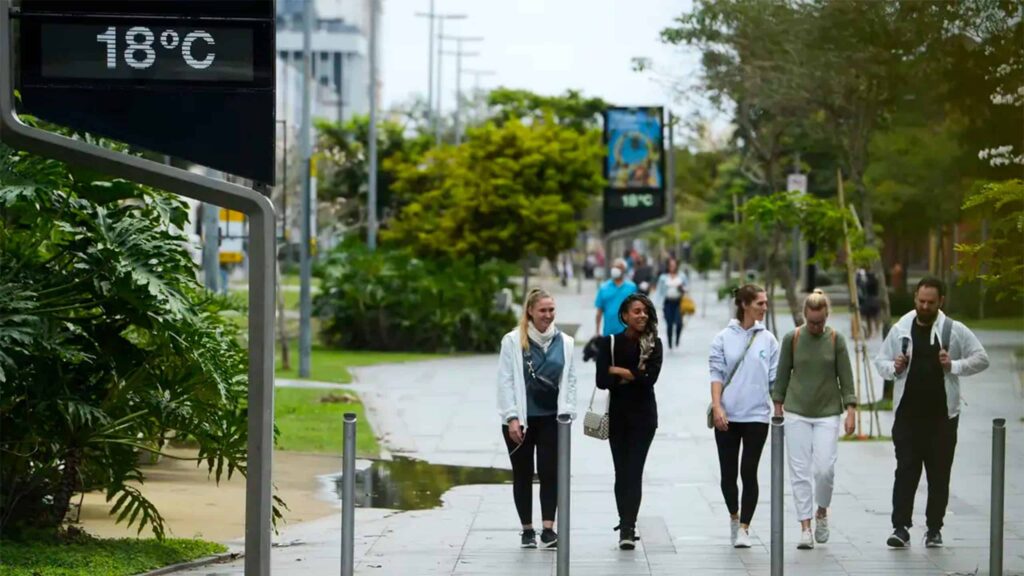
[
  {"xmin": 1, "ymin": 138, "xmax": 250, "ymax": 538},
  {"xmin": 314, "ymin": 243, "xmax": 516, "ymax": 352}
]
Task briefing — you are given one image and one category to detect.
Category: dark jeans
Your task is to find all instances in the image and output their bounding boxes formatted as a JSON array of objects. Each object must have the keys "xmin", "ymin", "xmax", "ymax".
[
  {"xmin": 608, "ymin": 420, "xmax": 656, "ymax": 529},
  {"xmin": 715, "ymin": 422, "xmax": 769, "ymax": 525},
  {"xmin": 891, "ymin": 415, "xmax": 959, "ymax": 531},
  {"xmin": 502, "ymin": 415, "xmax": 558, "ymax": 525},
  {"xmin": 663, "ymin": 298, "xmax": 683, "ymax": 349}
]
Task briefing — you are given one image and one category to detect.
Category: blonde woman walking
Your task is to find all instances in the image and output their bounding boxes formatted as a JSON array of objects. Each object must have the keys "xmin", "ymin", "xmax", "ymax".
[
  {"xmin": 497, "ymin": 289, "xmax": 578, "ymax": 549},
  {"xmin": 772, "ymin": 290, "xmax": 856, "ymax": 550}
]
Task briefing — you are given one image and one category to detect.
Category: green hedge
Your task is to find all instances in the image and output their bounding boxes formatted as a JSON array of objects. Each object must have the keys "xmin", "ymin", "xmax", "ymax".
[{"xmin": 314, "ymin": 244, "xmax": 516, "ymax": 352}]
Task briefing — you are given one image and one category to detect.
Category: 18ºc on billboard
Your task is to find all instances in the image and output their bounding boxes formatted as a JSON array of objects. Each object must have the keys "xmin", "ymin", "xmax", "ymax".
[{"xmin": 603, "ymin": 107, "xmax": 666, "ymax": 234}]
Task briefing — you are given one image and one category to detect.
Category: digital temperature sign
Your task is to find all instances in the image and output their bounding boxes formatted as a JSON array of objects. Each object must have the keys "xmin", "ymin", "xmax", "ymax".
[
  {"xmin": 39, "ymin": 24, "xmax": 255, "ymax": 82},
  {"xmin": 15, "ymin": 0, "xmax": 275, "ymax": 184}
]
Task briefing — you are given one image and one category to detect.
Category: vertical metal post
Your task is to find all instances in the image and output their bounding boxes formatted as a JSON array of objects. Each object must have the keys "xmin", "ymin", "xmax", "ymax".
[
  {"xmin": 427, "ymin": 0, "xmax": 435, "ymax": 132},
  {"xmin": 435, "ymin": 17, "xmax": 445, "ymax": 146},
  {"xmin": 454, "ymin": 44, "xmax": 462, "ymax": 145},
  {"xmin": 557, "ymin": 414, "xmax": 572, "ymax": 575},
  {"xmin": 202, "ymin": 202, "xmax": 220, "ymax": 291},
  {"xmin": 771, "ymin": 416, "xmax": 784, "ymax": 576},
  {"xmin": 299, "ymin": 0, "xmax": 314, "ymax": 377},
  {"xmin": 367, "ymin": 0, "xmax": 378, "ymax": 251},
  {"xmin": 245, "ymin": 201, "xmax": 276, "ymax": 576},
  {"xmin": 991, "ymin": 418, "xmax": 1006, "ymax": 576},
  {"xmin": 342, "ymin": 413, "xmax": 357, "ymax": 576}
]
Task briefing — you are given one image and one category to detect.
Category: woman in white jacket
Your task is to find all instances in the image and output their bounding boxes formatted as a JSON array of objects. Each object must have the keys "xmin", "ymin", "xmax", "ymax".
[{"xmin": 496, "ymin": 288, "xmax": 577, "ymax": 549}]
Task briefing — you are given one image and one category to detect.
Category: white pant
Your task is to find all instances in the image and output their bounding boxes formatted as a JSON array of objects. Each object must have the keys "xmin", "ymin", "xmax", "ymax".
[{"xmin": 785, "ymin": 413, "xmax": 841, "ymax": 521}]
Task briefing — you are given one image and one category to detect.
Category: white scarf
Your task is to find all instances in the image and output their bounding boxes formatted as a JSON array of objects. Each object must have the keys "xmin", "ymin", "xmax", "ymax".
[{"xmin": 528, "ymin": 321, "xmax": 558, "ymax": 352}]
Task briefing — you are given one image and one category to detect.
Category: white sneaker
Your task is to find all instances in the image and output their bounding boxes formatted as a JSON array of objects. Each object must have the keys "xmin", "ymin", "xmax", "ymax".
[
  {"xmin": 797, "ymin": 529, "xmax": 814, "ymax": 550},
  {"xmin": 730, "ymin": 518, "xmax": 740, "ymax": 546},
  {"xmin": 815, "ymin": 516, "xmax": 830, "ymax": 544},
  {"xmin": 734, "ymin": 527, "xmax": 752, "ymax": 548}
]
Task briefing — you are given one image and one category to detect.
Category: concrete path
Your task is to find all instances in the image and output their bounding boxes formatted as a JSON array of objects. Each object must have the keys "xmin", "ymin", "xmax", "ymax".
[{"xmin": 182, "ymin": 272, "xmax": 1024, "ymax": 575}]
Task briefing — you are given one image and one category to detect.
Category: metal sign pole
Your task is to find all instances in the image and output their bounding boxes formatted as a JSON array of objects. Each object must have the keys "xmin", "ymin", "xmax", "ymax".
[
  {"xmin": 991, "ymin": 418, "xmax": 1006, "ymax": 576},
  {"xmin": 770, "ymin": 416, "xmax": 785, "ymax": 576},
  {"xmin": 0, "ymin": 5, "xmax": 275, "ymax": 574}
]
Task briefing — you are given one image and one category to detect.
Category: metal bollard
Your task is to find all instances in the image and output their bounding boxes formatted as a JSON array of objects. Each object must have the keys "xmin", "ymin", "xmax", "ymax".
[
  {"xmin": 557, "ymin": 413, "xmax": 572, "ymax": 576},
  {"xmin": 341, "ymin": 413, "xmax": 357, "ymax": 576},
  {"xmin": 770, "ymin": 416, "xmax": 784, "ymax": 576},
  {"xmin": 991, "ymin": 418, "xmax": 1006, "ymax": 576}
]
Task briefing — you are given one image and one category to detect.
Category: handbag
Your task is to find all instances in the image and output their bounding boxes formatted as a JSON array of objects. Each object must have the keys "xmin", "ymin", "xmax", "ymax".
[
  {"xmin": 583, "ymin": 335, "xmax": 614, "ymax": 440},
  {"xmin": 680, "ymin": 295, "xmax": 696, "ymax": 315},
  {"xmin": 706, "ymin": 331, "xmax": 758, "ymax": 429}
]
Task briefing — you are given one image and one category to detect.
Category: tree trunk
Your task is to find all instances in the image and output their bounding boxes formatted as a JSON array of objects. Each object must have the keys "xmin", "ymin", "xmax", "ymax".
[
  {"xmin": 776, "ymin": 252, "xmax": 804, "ymax": 327},
  {"xmin": 276, "ymin": 259, "xmax": 291, "ymax": 371},
  {"xmin": 51, "ymin": 448, "xmax": 82, "ymax": 527}
]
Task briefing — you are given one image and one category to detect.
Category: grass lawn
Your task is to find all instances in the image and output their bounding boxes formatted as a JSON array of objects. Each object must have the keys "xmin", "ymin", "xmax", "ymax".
[
  {"xmin": 275, "ymin": 342, "xmax": 442, "ymax": 383},
  {"xmin": 0, "ymin": 535, "xmax": 225, "ymax": 576},
  {"xmin": 281, "ymin": 274, "xmax": 321, "ymax": 288},
  {"xmin": 840, "ymin": 435, "xmax": 892, "ymax": 442},
  {"xmin": 966, "ymin": 316, "xmax": 1024, "ymax": 331},
  {"xmin": 275, "ymin": 387, "xmax": 380, "ymax": 456},
  {"xmin": 228, "ymin": 287, "xmax": 304, "ymax": 310}
]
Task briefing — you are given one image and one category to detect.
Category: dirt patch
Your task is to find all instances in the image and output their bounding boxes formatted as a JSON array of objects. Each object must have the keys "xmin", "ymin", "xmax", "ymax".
[{"xmin": 73, "ymin": 449, "xmax": 341, "ymax": 542}]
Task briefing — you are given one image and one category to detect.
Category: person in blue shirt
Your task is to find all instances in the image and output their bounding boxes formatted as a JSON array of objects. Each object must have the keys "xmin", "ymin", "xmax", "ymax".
[{"xmin": 595, "ymin": 258, "xmax": 638, "ymax": 336}]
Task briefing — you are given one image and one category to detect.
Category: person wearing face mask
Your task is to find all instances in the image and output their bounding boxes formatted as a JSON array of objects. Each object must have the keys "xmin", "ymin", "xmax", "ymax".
[
  {"xmin": 875, "ymin": 277, "xmax": 989, "ymax": 550},
  {"xmin": 596, "ymin": 258, "xmax": 638, "ymax": 336},
  {"xmin": 497, "ymin": 288, "xmax": 578, "ymax": 549},
  {"xmin": 595, "ymin": 293, "xmax": 663, "ymax": 550},
  {"xmin": 772, "ymin": 290, "xmax": 856, "ymax": 550},
  {"xmin": 708, "ymin": 284, "xmax": 780, "ymax": 548}
]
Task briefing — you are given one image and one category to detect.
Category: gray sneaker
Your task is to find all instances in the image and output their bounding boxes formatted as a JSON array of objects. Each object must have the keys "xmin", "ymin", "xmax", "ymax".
[
  {"xmin": 730, "ymin": 518, "xmax": 740, "ymax": 546},
  {"xmin": 815, "ymin": 516, "xmax": 830, "ymax": 544},
  {"xmin": 520, "ymin": 529, "xmax": 537, "ymax": 548}
]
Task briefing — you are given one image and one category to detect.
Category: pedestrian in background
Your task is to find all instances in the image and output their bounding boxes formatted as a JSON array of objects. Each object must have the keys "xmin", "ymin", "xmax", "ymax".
[
  {"xmin": 708, "ymin": 284, "xmax": 779, "ymax": 548},
  {"xmin": 655, "ymin": 257, "xmax": 687, "ymax": 351},
  {"xmin": 595, "ymin": 258, "xmax": 637, "ymax": 336},
  {"xmin": 875, "ymin": 277, "xmax": 989, "ymax": 549},
  {"xmin": 595, "ymin": 293, "xmax": 664, "ymax": 550},
  {"xmin": 772, "ymin": 289, "xmax": 856, "ymax": 550},
  {"xmin": 497, "ymin": 288, "xmax": 578, "ymax": 549}
]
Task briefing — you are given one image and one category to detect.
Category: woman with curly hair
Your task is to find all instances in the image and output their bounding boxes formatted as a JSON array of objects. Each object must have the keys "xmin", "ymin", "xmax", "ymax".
[{"xmin": 595, "ymin": 292, "xmax": 664, "ymax": 550}]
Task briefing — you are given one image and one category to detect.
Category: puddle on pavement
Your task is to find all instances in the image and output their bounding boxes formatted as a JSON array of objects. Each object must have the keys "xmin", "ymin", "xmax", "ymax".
[{"xmin": 334, "ymin": 457, "xmax": 512, "ymax": 510}]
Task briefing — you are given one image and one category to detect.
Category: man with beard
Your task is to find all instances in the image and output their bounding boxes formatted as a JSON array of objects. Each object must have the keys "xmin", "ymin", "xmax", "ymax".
[{"xmin": 875, "ymin": 277, "xmax": 990, "ymax": 549}]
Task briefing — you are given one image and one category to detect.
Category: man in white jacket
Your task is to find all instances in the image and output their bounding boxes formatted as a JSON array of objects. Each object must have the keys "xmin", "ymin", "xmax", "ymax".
[{"xmin": 874, "ymin": 277, "xmax": 989, "ymax": 549}]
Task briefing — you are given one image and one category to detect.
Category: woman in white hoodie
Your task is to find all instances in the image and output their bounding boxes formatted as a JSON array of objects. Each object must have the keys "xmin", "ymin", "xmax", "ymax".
[
  {"xmin": 708, "ymin": 284, "xmax": 779, "ymax": 548},
  {"xmin": 497, "ymin": 288, "xmax": 577, "ymax": 550}
]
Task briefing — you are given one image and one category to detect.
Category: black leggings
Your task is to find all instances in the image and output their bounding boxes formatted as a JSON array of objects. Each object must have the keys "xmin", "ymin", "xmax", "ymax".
[
  {"xmin": 663, "ymin": 299, "xmax": 683, "ymax": 348},
  {"xmin": 715, "ymin": 422, "xmax": 769, "ymax": 525},
  {"xmin": 502, "ymin": 415, "xmax": 558, "ymax": 525},
  {"xmin": 609, "ymin": 421, "xmax": 657, "ymax": 529}
]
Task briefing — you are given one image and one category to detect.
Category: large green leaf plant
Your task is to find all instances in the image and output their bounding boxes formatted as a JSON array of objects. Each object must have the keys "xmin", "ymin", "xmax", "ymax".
[{"xmin": 0, "ymin": 131, "xmax": 250, "ymax": 538}]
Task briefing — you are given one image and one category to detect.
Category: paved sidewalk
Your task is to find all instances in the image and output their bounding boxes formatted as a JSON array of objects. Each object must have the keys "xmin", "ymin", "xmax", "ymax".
[{"xmin": 183, "ymin": 272, "xmax": 1024, "ymax": 575}]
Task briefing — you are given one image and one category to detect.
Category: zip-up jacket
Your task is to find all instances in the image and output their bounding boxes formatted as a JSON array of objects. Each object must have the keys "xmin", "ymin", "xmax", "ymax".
[{"xmin": 873, "ymin": 310, "xmax": 989, "ymax": 419}]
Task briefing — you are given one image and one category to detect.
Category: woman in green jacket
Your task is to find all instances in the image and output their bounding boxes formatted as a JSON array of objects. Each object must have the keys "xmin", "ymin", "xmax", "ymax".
[{"xmin": 772, "ymin": 290, "xmax": 856, "ymax": 550}]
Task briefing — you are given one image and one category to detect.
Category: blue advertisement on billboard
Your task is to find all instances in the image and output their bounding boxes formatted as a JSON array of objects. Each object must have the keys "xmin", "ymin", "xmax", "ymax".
[{"xmin": 605, "ymin": 107, "xmax": 664, "ymax": 190}]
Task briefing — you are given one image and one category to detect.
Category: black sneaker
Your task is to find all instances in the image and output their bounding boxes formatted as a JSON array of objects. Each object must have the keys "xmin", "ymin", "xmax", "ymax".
[
  {"xmin": 925, "ymin": 530, "xmax": 943, "ymax": 548},
  {"xmin": 618, "ymin": 526, "xmax": 636, "ymax": 550},
  {"xmin": 520, "ymin": 529, "xmax": 537, "ymax": 549},
  {"xmin": 887, "ymin": 526, "xmax": 911, "ymax": 549},
  {"xmin": 539, "ymin": 528, "xmax": 558, "ymax": 549}
]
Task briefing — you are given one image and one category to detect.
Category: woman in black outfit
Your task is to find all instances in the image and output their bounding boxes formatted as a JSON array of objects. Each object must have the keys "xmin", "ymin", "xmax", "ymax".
[{"xmin": 596, "ymin": 293, "xmax": 664, "ymax": 550}]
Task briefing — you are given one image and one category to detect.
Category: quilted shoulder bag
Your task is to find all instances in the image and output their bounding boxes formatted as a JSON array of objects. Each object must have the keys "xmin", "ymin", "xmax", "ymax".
[{"xmin": 583, "ymin": 335, "xmax": 613, "ymax": 440}]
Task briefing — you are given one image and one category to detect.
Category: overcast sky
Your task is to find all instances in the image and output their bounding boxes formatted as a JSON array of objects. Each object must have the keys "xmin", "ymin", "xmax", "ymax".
[{"xmin": 381, "ymin": 0, "xmax": 714, "ymax": 129}]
